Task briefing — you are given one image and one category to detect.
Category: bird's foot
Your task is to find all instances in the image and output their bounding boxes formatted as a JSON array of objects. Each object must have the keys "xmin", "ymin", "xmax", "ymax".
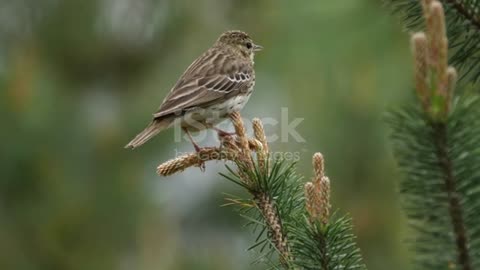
[
  {"xmin": 192, "ymin": 144, "xmax": 206, "ymax": 172},
  {"xmin": 183, "ymin": 127, "xmax": 206, "ymax": 171}
]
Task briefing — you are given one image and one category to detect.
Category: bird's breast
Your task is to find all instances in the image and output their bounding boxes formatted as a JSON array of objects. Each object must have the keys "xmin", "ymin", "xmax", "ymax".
[{"xmin": 180, "ymin": 91, "xmax": 254, "ymax": 131}]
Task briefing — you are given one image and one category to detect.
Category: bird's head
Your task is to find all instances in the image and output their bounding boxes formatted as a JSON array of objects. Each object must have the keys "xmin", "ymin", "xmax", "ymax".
[{"xmin": 215, "ymin": 30, "xmax": 263, "ymax": 61}]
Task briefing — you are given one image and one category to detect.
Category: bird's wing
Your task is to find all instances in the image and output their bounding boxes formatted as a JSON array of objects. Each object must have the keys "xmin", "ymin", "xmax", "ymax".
[{"xmin": 153, "ymin": 50, "xmax": 253, "ymax": 119}]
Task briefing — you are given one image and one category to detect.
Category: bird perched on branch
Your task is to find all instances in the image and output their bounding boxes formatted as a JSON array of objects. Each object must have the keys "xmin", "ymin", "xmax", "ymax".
[{"xmin": 125, "ymin": 30, "xmax": 262, "ymax": 151}]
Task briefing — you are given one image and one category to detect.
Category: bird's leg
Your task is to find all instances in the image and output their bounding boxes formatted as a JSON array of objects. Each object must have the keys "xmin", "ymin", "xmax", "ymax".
[
  {"xmin": 183, "ymin": 128, "xmax": 205, "ymax": 171},
  {"xmin": 183, "ymin": 127, "xmax": 202, "ymax": 152},
  {"xmin": 212, "ymin": 126, "xmax": 237, "ymax": 152},
  {"xmin": 213, "ymin": 126, "xmax": 236, "ymax": 137}
]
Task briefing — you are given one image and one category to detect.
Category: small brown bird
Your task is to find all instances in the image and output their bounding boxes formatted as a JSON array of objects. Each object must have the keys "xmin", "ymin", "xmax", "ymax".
[{"xmin": 125, "ymin": 30, "xmax": 262, "ymax": 150}]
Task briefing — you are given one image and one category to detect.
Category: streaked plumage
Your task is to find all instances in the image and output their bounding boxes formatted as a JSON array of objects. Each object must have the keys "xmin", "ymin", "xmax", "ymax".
[{"xmin": 125, "ymin": 30, "xmax": 262, "ymax": 149}]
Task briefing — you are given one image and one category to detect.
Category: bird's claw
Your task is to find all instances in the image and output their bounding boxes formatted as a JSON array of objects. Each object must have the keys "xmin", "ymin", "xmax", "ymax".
[
  {"xmin": 194, "ymin": 146, "xmax": 206, "ymax": 172},
  {"xmin": 198, "ymin": 161, "xmax": 206, "ymax": 172}
]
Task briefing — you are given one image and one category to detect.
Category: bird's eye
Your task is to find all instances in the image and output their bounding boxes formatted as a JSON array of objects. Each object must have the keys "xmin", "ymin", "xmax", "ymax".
[{"xmin": 246, "ymin": 42, "xmax": 252, "ymax": 49}]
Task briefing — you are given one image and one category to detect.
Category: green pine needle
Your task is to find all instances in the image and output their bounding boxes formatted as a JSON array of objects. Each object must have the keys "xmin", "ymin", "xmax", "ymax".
[
  {"xmin": 222, "ymin": 157, "xmax": 366, "ymax": 269},
  {"xmin": 386, "ymin": 93, "xmax": 480, "ymax": 269}
]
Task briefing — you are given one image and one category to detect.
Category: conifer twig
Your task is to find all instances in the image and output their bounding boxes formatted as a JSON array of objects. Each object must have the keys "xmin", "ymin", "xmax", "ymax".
[
  {"xmin": 156, "ymin": 114, "xmax": 294, "ymax": 268},
  {"xmin": 156, "ymin": 115, "xmax": 365, "ymax": 269},
  {"xmin": 404, "ymin": 1, "xmax": 472, "ymax": 269},
  {"xmin": 157, "ymin": 147, "xmax": 233, "ymax": 176},
  {"xmin": 157, "ymin": 138, "xmax": 263, "ymax": 176},
  {"xmin": 411, "ymin": 0, "xmax": 457, "ymax": 120},
  {"xmin": 256, "ymin": 193, "xmax": 292, "ymax": 266}
]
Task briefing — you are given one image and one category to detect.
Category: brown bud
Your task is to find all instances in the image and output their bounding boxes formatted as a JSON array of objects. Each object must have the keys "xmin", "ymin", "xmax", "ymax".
[
  {"xmin": 252, "ymin": 118, "xmax": 269, "ymax": 172},
  {"xmin": 411, "ymin": 32, "xmax": 429, "ymax": 107},
  {"xmin": 445, "ymin": 66, "xmax": 458, "ymax": 112},
  {"xmin": 304, "ymin": 182, "xmax": 319, "ymax": 219},
  {"xmin": 312, "ymin": 152, "xmax": 324, "ymax": 182},
  {"xmin": 157, "ymin": 147, "xmax": 235, "ymax": 176},
  {"xmin": 252, "ymin": 118, "xmax": 269, "ymax": 154},
  {"xmin": 318, "ymin": 176, "xmax": 331, "ymax": 224},
  {"xmin": 307, "ymin": 153, "xmax": 332, "ymax": 225},
  {"xmin": 447, "ymin": 66, "xmax": 458, "ymax": 95},
  {"xmin": 230, "ymin": 112, "xmax": 253, "ymax": 170},
  {"xmin": 421, "ymin": 0, "xmax": 433, "ymax": 17},
  {"xmin": 430, "ymin": 2, "xmax": 448, "ymax": 95}
]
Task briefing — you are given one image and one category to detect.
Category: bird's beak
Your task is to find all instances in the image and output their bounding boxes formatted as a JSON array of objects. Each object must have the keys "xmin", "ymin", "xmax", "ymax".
[{"xmin": 253, "ymin": 44, "xmax": 263, "ymax": 52}]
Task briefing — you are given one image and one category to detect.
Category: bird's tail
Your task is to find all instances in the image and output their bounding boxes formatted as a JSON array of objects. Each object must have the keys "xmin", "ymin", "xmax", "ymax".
[{"xmin": 125, "ymin": 119, "xmax": 170, "ymax": 149}]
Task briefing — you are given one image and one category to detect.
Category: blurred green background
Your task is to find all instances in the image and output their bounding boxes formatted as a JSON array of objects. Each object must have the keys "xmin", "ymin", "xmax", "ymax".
[{"xmin": 0, "ymin": 0, "xmax": 413, "ymax": 269}]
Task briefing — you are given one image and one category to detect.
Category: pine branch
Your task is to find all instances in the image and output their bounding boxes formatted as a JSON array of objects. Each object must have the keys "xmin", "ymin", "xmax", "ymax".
[
  {"xmin": 432, "ymin": 122, "xmax": 471, "ymax": 269},
  {"xmin": 387, "ymin": 1, "xmax": 480, "ymax": 269},
  {"xmin": 255, "ymin": 192, "xmax": 292, "ymax": 265},
  {"xmin": 387, "ymin": 98, "xmax": 480, "ymax": 269},
  {"xmin": 292, "ymin": 155, "xmax": 364, "ymax": 270},
  {"xmin": 157, "ymin": 113, "xmax": 296, "ymax": 268},
  {"xmin": 156, "ymin": 113, "xmax": 366, "ymax": 269}
]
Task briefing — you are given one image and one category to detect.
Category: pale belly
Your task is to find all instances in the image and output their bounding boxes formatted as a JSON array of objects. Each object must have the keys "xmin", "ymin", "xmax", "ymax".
[{"xmin": 179, "ymin": 93, "xmax": 252, "ymax": 131}]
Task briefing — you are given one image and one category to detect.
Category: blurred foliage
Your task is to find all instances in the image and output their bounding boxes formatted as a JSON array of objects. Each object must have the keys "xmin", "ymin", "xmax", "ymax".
[
  {"xmin": 385, "ymin": 0, "xmax": 480, "ymax": 84},
  {"xmin": 0, "ymin": 0, "xmax": 412, "ymax": 269},
  {"xmin": 385, "ymin": 0, "xmax": 480, "ymax": 269},
  {"xmin": 387, "ymin": 95, "xmax": 480, "ymax": 269}
]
